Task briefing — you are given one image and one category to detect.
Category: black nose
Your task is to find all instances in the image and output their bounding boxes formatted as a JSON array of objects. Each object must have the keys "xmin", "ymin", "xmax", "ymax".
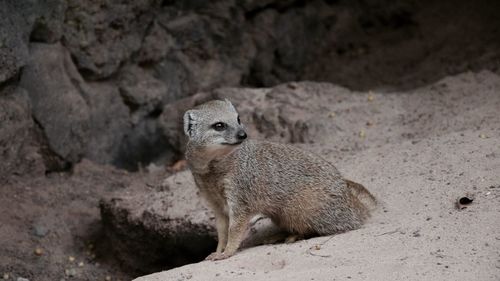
[{"xmin": 236, "ymin": 130, "xmax": 247, "ymax": 140}]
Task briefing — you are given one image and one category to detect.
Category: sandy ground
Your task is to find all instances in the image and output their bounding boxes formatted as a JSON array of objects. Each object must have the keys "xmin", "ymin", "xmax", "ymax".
[
  {"xmin": 135, "ymin": 71, "xmax": 500, "ymax": 281},
  {"xmin": 1, "ymin": 71, "xmax": 499, "ymax": 281}
]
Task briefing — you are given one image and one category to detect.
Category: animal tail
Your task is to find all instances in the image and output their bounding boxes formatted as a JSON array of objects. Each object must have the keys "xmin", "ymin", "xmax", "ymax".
[{"xmin": 345, "ymin": 179, "xmax": 377, "ymax": 212}]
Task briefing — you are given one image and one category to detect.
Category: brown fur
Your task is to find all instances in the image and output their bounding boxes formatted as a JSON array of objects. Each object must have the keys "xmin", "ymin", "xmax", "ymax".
[{"xmin": 184, "ymin": 100, "xmax": 377, "ymax": 260}]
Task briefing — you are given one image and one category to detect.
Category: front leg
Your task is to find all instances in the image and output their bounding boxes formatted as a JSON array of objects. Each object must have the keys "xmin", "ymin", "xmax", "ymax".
[
  {"xmin": 207, "ymin": 210, "xmax": 253, "ymax": 260},
  {"xmin": 215, "ymin": 212, "xmax": 229, "ymax": 253},
  {"xmin": 205, "ymin": 211, "xmax": 229, "ymax": 260},
  {"xmin": 197, "ymin": 186, "xmax": 230, "ymax": 259}
]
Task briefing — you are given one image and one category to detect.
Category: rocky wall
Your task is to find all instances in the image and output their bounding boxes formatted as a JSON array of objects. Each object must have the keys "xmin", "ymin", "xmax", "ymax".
[{"xmin": 1, "ymin": 0, "xmax": 499, "ymax": 180}]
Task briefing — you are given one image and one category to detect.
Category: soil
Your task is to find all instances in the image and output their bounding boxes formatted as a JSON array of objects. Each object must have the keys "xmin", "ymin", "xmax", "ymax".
[
  {"xmin": 0, "ymin": 160, "xmax": 155, "ymax": 281},
  {"xmin": 136, "ymin": 71, "xmax": 500, "ymax": 281}
]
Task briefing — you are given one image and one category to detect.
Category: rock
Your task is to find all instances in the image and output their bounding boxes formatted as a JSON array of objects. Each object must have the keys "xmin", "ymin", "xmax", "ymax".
[
  {"xmin": 34, "ymin": 248, "xmax": 43, "ymax": 256},
  {"xmin": 152, "ymin": 58, "xmax": 192, "ymax": 104},
  {"xmin": 99, "ymin": 171, "xmax": 217, "ymax": 275},
  {"xmin": 62, "ymin": 0, "xmax": 156, "ymax": 79},
  {"xmin": 157, "ymin": 83, "xmax": 339, "ymax": 157},
  {"xmin": 156, "ymin": 84, "xmax": 315, "ymax": 159},
  {"xmin": 242, "ymin": 1, "xmax": 337, "ymax": 86},
  {"xmin": 0, "ymin": 87, "xmax": 45, "ymax": 181},
  {"xmin": 135, "ymin": 21, "xmax": 174, "ymax": 64},
  {"xmin": 152, "ymin": 10, "xmax": 250, "ymax": 101},
  {"xmin": 33, "ymin": 224, "xmax": 49, "ymax": 238},
  {"xmin": 0, "ymin": 0, "xmax": 67, "ymax": 84},
  {"xmin": 118, "ymin": 65, "xmax": 168, "ymax": 117},
  {"xmin": 20, "ymin": 43, "xmax": 90, "ymax": 167},
  {"xmin": 0, "ymin": 1, "xmax": 31, "ymax": 84},
  {"xmin": 84, "ymin": 82, "xmax": 130, "ymax": 165},
  {"xmin": 161, "ymin": 75, "xmax": 500, "ymax": 165},
  {"xmin": 215, "ymin": 83, "xmax": 333, "ymax": 144},
  {"xmin": 64, "ymin": 268, "xmax": 79, "ymax": 278},
  {"xmin": 29, "ymin": 0, "xmax": 66, "ymax": 43}
]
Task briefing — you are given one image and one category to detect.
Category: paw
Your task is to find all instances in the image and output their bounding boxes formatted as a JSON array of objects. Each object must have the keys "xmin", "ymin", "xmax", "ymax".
[
  {"xmin": 285, "ymin": 234, "xmax": 303, "ymax": 243},
  {"xmin": 205, "ymin": 252, "xmax": 231, "ymax": 261}
]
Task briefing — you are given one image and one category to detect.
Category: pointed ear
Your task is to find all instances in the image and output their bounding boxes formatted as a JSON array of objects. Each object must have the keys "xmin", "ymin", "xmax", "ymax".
[
  {"xmin": 224, "ymin": 98, "xmax": 237, "ymax": 112},
  {"xmin": 183, "ymin": 110, "xmax": 196, "ymax": 137}
]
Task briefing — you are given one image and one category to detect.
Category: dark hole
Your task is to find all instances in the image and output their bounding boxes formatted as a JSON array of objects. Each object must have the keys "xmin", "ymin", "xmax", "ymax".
[
  {"xmin": 161, "ymin": 0, "xmax": 175, "ymax": 6},
  {"xmin": 459, "ymin": 197, "xmax": 473, "ymax": 205},
  {"xmin": 324, "ymin": 0, "xmax": 339, "ymax": 5},
  {"xmin": 148, "ymin": 106, "xmax": 163, "ymax": 118}
]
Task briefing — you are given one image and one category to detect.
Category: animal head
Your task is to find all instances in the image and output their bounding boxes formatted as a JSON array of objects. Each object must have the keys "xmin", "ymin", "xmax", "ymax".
[{"xmin": 183, "ymin": 99, "xmax": 247, "ymax": 147}]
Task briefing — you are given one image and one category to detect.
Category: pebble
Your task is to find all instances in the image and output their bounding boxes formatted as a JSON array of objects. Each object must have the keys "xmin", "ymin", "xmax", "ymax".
[
  {"xmin": 68, "ymin": 256, "xmax": 75, "ymax": 262},
  {"xmin": 34, "ymin": 248, "xmax": 43, "ymax": 256},
  {"xmin": 367, "ymin": 92, "xmax": 374, "ymax": 101},
  {"xmin": 359, "ymin": 129, "xmax": 366, "ymax": 138},
  {"xmin": 287, "ymin": 82, "xmax": 298, "ymax": 89},
  {"xmin": 17, "ymin": 278, "xmax": 29, "ymax": 281},
  {"xmin": 2, "ymin": 273, "xmax": 8, "ymax": 280},
  {"xmin": 65, "ymin": 269, "xmax": 77, "ymax": 277},
  {"xmin": 33, "ymin": 224, "xmax": 49, "ymax": 237},
  {"xmin": 105, "ymin": 276, "xmax": 111, "ymax": 281},
  {"xmin": 78, "ymin": 262, "xmax": 84, "ymax": 267}
]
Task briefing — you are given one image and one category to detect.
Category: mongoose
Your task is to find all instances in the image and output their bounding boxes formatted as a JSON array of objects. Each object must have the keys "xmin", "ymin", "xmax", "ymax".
[{"xmin": 184, "ymin": 99, "xmax": 376, "ymax": 260}]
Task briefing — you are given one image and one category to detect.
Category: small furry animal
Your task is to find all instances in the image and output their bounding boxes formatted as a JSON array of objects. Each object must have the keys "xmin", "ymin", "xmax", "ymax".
[{"xmin": 184, "ymin": 99, "xmax": 376, "ymax": 260}]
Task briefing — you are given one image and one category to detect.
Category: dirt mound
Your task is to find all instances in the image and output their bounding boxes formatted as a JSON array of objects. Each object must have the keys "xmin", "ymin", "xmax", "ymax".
[{"xmin": 99, "ymin": 171, "xmax": 216, "ymax": 276}]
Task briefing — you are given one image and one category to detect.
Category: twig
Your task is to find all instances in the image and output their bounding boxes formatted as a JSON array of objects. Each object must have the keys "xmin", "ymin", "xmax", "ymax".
[
  {"xmin": 306, "ymin": 249, "xmax": 332, "ymax": 258},
  {"xmin": 376, "ymin": 228, "xmax": 401, "ymax": 236},
  {"xmin": 306, "ymin": 235, "xmax": 335, "ymax": 258}
]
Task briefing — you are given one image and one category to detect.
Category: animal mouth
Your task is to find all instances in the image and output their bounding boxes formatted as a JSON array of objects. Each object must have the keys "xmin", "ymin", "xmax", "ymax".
[{"xmin": 221, "ymin": 141, "xmax": 243, "ymax": 145}]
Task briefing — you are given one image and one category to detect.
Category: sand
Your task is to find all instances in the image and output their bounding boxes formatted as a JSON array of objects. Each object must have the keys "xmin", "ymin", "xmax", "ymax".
[{"xmin": 135, "ymin": 71, "xmax": 500, "ymax": 281}]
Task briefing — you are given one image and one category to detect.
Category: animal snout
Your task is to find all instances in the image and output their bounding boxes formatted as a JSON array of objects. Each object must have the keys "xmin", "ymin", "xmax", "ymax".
[{"xmin": 236, "ymin": 130, "xmax": 247, "ymax": 140}]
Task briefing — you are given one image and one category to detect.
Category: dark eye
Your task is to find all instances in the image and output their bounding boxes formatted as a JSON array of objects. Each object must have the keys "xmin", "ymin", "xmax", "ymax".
[
  {"xmin": 237, "ymin": 116, "xmax": 241, "ymax": 124},
  {"xmin": 212, "ymin": 122, "xmax": 227, "ymax": 131}
]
